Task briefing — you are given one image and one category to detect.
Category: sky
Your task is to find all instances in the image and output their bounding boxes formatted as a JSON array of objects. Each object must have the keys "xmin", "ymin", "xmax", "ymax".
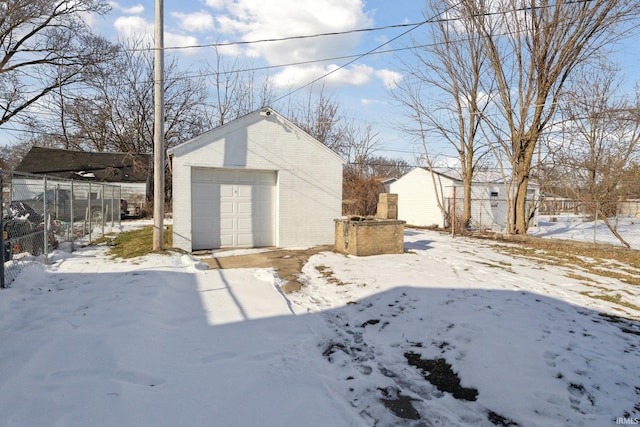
[
  {"xmin": 2, "ymin": 1, "xmax": 639, "ymax": 165},
  {"xmin": 0, "ymin": 219, "xmax": 639, "ymax": 426},
  {"xmin": 89, "ymin": 0, "xmax": 640, "ymax": 165},
  {"xmin": 88, "ymin": 0, "xmax": 429, "ymax": 161}
]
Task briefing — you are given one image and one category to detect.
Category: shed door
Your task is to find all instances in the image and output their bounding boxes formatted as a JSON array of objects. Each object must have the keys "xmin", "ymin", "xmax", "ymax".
[{"xmin": 191, "ymin": 168, "xmax": 276, "ymax": 249}]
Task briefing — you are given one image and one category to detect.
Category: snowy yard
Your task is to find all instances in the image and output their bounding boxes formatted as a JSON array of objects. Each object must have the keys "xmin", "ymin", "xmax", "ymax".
[{"xmin": 0, "ymin": 221, "xmax": 639, "ymax": 426}]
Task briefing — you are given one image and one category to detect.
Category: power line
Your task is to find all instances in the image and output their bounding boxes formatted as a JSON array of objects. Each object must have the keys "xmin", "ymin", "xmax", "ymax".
[
  {"xmin": 271, "ymin": 2, "xmax": 470, "ymax": 104},
  {"xmin": 133, "ymin": 0, "xmax": 598, "ymax": 52},
  {"xmin": 151, "ymin": 21, "xmax": 429, "ymax": 52}
]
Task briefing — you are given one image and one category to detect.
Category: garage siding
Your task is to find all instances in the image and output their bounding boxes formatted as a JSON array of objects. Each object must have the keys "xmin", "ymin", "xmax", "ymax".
[{"xmin": 170, "ymin": 110, "xmax": 344, "ymax": 252}]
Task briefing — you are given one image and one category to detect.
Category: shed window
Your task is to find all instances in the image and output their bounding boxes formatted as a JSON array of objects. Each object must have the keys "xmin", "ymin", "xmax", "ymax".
[{"xmin": 490, "ymin": 191, "xmax": 499, "ymax": 207}]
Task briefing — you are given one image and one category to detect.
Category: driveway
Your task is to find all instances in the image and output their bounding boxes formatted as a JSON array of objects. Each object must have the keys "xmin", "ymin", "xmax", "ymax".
[{"xmin": 200, "ymin": 245, "xmax": 335, "ymax": 293}]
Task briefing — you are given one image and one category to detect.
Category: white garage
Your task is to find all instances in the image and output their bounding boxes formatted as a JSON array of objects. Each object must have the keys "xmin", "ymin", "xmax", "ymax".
[{"xmin": 169, "ymin": 108, "xmax": 345, "ymax": 252}]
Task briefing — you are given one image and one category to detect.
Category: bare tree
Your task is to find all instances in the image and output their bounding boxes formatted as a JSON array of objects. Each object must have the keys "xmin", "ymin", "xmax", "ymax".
[
  {"xmin": 461, "ymin": 0, "xmax": 639, "ymax": 234},
  {"xmin": 0, "ymin": 0, "xmax": 114, "ymax": 127},
  {"xmin": 207, "ymin": 48, "xmax": 276, "ymax": 126},
  {"xmin": 358, "ymin": 155, "xmax": 413, "ymax": 180},
  {"xmin": 552, "ymin": 66, "xmax": 640, "ymax": 247},
  {"xmin": 287, "ymin": 84, "xmax": 346, "ymax": 155},
  {"xmin": 393, "ymin": 0, "xmax": 492, "ymax": 231},
  {"xmin": 26, "ymin": 38, "xmax": 212, "ymax": 154},
  {"xmin": 342, "ymin": 121, "xmax": 381, "ymax": 176}
]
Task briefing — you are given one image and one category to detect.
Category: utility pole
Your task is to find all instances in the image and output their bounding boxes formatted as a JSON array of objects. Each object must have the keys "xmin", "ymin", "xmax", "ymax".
[{"xmin": 153, "ymin": 0, "xmax": 165, "ymax": 251}]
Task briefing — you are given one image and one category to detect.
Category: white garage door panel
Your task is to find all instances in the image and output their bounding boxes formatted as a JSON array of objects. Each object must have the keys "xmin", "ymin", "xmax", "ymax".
[
  {"xmin": 238, "ymin": 201, "xmax": 252, "ymax": 214},
  {"xmin": 191, "ymin": 168, "xmax": 276, "ymax": 250}
]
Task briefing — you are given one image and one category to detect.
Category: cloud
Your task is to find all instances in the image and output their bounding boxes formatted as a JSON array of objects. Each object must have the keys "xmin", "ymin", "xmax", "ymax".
[
  {"xmin": 109, "ymin": 1, "xmax": 144, "ymax": 15},
  {"xmin": 361, "ymin": 98, "xmax": 386, "ymax": 106},
  {"xmin": 113, "ymin": 16, "xmax": 198, "ymax": 50},
  {"xmin": 375, "ymin": 69, "xmax": 403, "ymax": 89},
  {"xmin": 113, "ymin": 15, "xmax": 151, "ymax": 39},
  {"xmin": 205, "ymin": 0, "xmax": 226, "ymax": 9},
  {"xmin": 172, "ymin": 11, "xmax": 215, "ymax": 33},
  {"xmin": 207, "ymin": 0, "xmax": 384, "ymax": 88},
  {"xmin": 271, "ymin": 63, "xmax": 374, "ymax": 89}
]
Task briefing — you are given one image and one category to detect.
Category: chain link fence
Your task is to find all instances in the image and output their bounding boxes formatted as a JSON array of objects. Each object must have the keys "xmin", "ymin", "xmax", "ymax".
[
  {"xmin": 444, "ymin": 190, "xmax": 639, "ymax": 250},
  {"xmin": 2, "ymin": 171, "xmax": 122, "ymax": 287},
  {"xmin": 536, "ymin": 195, "xmax": 640, "ymax": 250}
]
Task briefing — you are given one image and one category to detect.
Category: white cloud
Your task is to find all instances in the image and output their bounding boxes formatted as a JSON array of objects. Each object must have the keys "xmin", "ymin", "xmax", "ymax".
[
  {"xmin": 109, "ymin": 1, "xmax": 144, "ymax": 15},
  {"xmin": 361, "ymin": 98, "xmax": 386, "ymax": 106},
  {"xmin": 271, "ymin": 63, "xmax": 374, "ymax": 89},
  {"xmin": 205, "ymin": 0, "xmax": 226, "ymax": 9},
  {"xmin": 200, "ymin": 0, "xmax": 409, "ymax": 89},
  {"xmin": 172, "ymin": 11, "xmax": 215, "ymax": 33},
  {"xmin": 113, "ymin": 16, "xmax": 198, "ymax": 51},
  {"xmin": 113, "ymin": 15, "xmax": 151, "ymax": 40},
  {"xmin": 375, "ymin": 69, "xmax": 403, "ymax": 89}
]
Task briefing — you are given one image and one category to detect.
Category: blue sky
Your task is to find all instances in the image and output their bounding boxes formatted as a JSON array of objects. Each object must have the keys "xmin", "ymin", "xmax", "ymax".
[
  {"xmin": 86, "ymin": 0, "xmax": 429, "ymax": 162},
  {"xmin": 3, "ymin": 1, "xmax": 639, "ymax": 165}
]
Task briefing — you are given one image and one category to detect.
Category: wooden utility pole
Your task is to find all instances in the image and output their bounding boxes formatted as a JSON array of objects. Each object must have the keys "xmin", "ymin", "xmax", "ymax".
[{"xmin": 153, "ymin": 0, "xmax": 165, "ymax": 251}]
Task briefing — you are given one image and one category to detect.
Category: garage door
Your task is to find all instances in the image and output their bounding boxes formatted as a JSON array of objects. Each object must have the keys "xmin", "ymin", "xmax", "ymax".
[{"xmin": 191, "ymin": 168, "xmax": 276, "ymax": 249}]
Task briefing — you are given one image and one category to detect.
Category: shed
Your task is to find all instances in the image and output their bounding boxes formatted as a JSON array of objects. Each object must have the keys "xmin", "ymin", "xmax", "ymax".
[
  {"xmin": 168, "ymin": 108, "xmax": 345, "ymax": 252},
  {"xmin": 390, "ymin": 167, "xmax": 539, "ymax": 230}
]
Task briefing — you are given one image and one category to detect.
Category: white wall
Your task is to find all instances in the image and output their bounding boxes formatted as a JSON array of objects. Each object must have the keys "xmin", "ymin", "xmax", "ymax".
[
  {"xmin": 391, "ymin": 168, "xmax": 539, "ymax": 231},
  {"xmin": 170, "ymin": 111, "xmax": 344, "ymax": 251},
  {"xmin": 390, "ymin": 168, "xmax": 452, "ymax": 228}
]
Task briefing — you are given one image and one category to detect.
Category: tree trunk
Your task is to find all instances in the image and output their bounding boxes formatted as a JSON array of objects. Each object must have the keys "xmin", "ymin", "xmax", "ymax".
[{"xmin": 513, "ymin": 136, "xmax": 537, "ymax": 234}]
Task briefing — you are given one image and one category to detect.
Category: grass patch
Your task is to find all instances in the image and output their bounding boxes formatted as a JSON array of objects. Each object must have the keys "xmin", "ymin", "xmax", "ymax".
[
  {"xmin": 580, "ymin": 291, "xmax": 640, "ymax": 312},
  {"xmin": 108, "ymin": 225, "xmax": 173, "ymax": 259},
  {"xmin": 475, "ymin": 260, "xmax": 514, "ymax": 273},
  {"xmin": 91, "ymin": 233, "xmax": 118, "ymax": 246},
  {"xmin": 315, "ymin": 265, "xmax": 347, "ymax": 286},
  {"xmin": 566, "ymin": 272, "xmax": 597, "ymax": 283},
  {"xmin": 492, "ymin": 244, "xmax": 640, "ymax": 286}
]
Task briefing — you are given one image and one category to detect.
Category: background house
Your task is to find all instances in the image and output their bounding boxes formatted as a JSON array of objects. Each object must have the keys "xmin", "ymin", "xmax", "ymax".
[
  {"xmin": 390, "ymin": 167, "xmax": 539, "ymax": 231},
  {"xmin": 13, "ymin": 146, "xmax": 151, "ymax": 217},
  {"xmin": 168, "ymin": 108, "xmax": 345, "ymax": 252}
]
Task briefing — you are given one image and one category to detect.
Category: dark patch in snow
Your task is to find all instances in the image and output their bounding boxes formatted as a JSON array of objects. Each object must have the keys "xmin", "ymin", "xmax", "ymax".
[
  {"xmin": 379, "ymin": 387, "xmax": 421, "ymax": 420},
  {"xmin": 404, "ymin": 352, "xmax": 478, "ymax": 401},
  {"xmin": 360, "ymin": 319, "xmax": 380, "ymax": 328},
  {"xmin": 322, "ymin": 342, "xmax": 348, "ymax": 360},
  {"xmin": 487, "ymin": 410, "xmax": 519, "ymax": 426}
]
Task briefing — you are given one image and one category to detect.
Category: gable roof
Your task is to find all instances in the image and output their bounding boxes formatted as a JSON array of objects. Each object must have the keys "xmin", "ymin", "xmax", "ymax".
[
  {"xmin": 15, "ymin": 147, "xmax": 151, "ymax": 183},
  {"xmin": 168, "ymin": 107, "xmax": 346, "ymax": 164},
  {"xmin": 416, "ymin": 167, "xmax": 538, "ymax": 187}
]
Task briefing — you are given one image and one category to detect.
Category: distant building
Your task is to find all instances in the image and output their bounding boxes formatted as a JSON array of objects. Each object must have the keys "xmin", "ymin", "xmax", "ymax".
[
  {"xmin": 14, "ymin": 146, "xmax": 151, "ymax": 216},
  {"xmin": 390, "ymin": 167, "xmax": 539, "ymax": 231}
]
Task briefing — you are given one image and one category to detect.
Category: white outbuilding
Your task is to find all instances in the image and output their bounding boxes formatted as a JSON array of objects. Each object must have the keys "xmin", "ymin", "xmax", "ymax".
[
  {"xmin": 168, "ymin": 108, "xmax": 345, "ymax": 252},
  {"xmin": 390, "ymin": 167, "xmax": 538, "ymax": 231}
]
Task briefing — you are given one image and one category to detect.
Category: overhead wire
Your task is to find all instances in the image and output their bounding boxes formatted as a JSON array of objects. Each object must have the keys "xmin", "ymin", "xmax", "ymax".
[{"xmin": 2, "ymin": 0, "xmax": 635, "ymax": 140}]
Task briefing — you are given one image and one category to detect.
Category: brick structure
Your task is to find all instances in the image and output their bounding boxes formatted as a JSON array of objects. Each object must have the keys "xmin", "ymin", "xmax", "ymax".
[
  {"xmin": 334, "ymin": 217, "xmax": 405, "ymax": 256},
  {"xmin": 376, "ymin": 193, "xmax": 398, "ymax": 220}
]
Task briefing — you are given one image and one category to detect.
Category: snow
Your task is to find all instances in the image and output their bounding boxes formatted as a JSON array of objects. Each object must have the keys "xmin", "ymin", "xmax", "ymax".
[
  {"xmin": 531, "ymin": 216, "xmax": 640, "ymax": 249},
  {"xmin": 1, "ymin": 220, "xmax": 639, "ymax": 426}
]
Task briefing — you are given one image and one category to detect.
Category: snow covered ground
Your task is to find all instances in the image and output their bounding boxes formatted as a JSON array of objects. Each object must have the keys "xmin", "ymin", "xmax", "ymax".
[
  {"xmin": 1, "ymin": 220, "xmax": 639, "ymax": 426},
  {"xmin": 531, "ymin": 216, "xmax": 640, "ymax": 250}
]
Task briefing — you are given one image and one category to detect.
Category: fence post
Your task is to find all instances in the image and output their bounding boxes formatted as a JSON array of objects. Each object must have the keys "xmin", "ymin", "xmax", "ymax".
[
  {"xmin": 43, "ymin": 175, "xmax": 49, "ymax": 264},
  {"xmin": 1, "ymin": 170, "xmax": 5, "ymax": 289},
  {"xmin": 88, "ymin": 182, "xmax": 92, "ymax": 244},
  {"xmin": 70, "ymin": 180, "xmax": 75, "ymax": 252},
  {"xmin": 111, "ymin": 185, "xmax": 115, "ymax": 227},
  {"xmin": 452, "ymin": 186, "xmax": 456, "ymax": 238},
  {"xmin": 101, "ymin": 183, "xmax": 105, "ymax": 237}
]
